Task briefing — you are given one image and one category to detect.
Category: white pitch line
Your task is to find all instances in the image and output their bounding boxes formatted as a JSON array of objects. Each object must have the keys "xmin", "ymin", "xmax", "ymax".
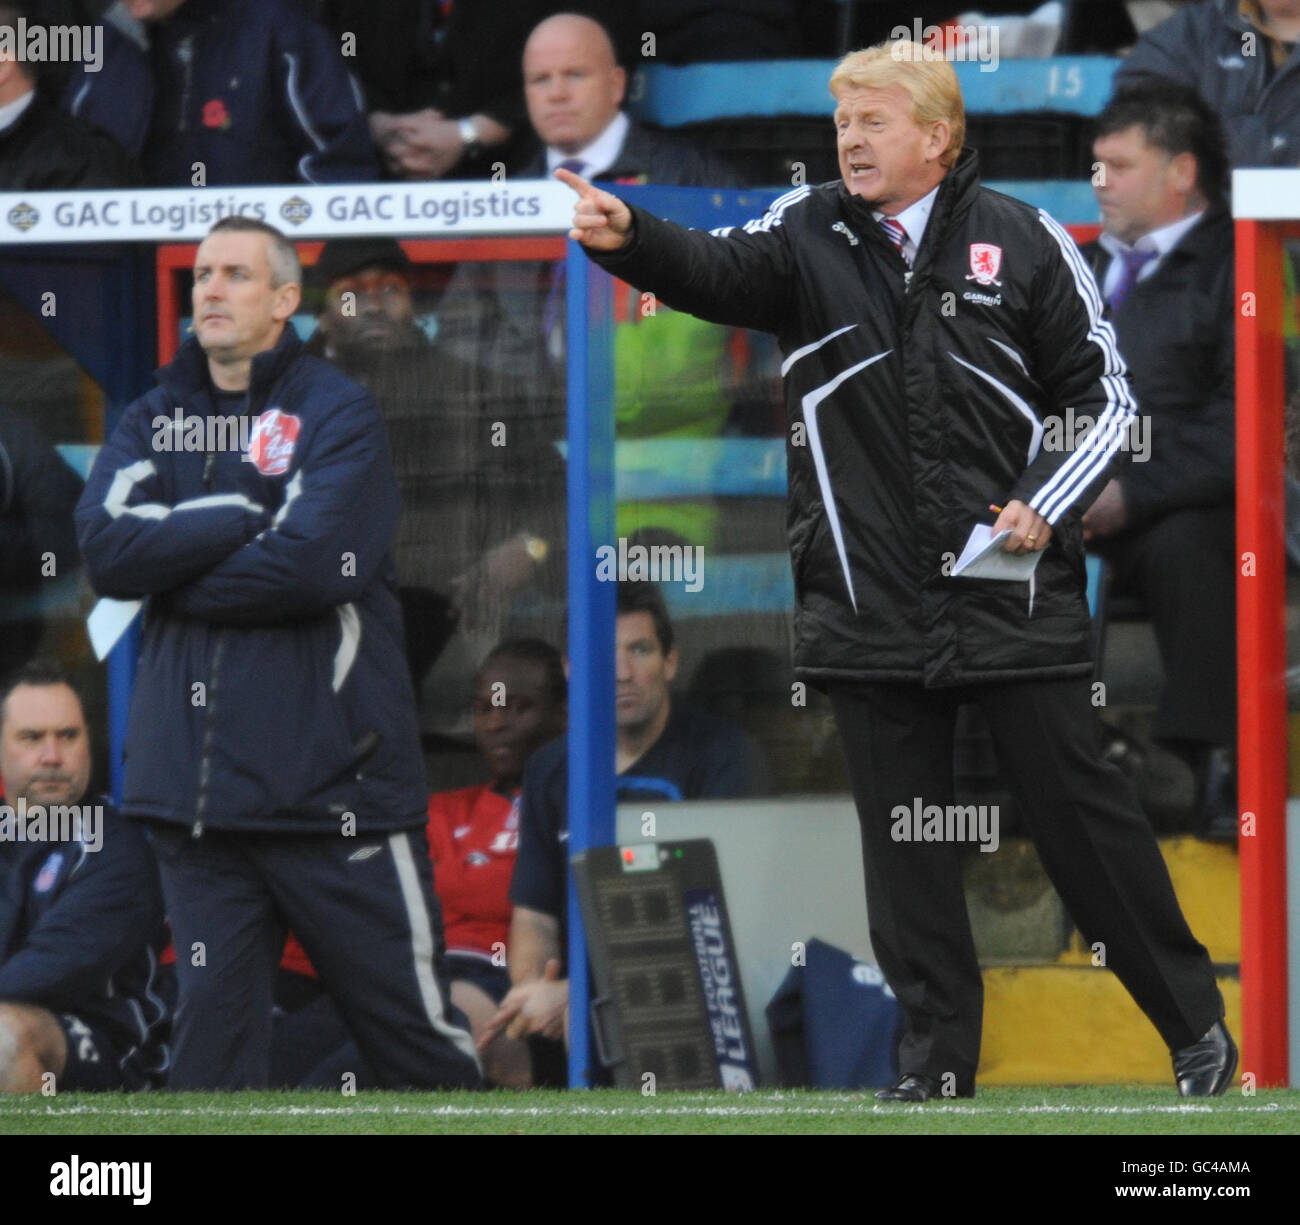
[{"xmin": 0, "ymin": 1102, "xmax": 1294, "ymax": 1120}]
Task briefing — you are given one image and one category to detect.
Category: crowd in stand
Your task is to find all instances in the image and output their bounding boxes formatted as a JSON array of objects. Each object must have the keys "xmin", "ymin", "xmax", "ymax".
[
  {"xmin": 0, "ymin": 1, "xmax": 1295, "ymax": 1091},
  {"xmin": 2, "ymin": 1, "xmax": 1298, "ymax": 189}
]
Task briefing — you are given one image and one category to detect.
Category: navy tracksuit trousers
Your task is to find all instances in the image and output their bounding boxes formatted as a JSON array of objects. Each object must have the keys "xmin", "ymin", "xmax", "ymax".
[{"xmin": 146, "ymin": 822, "xmax": 482, "ymax": 1090}]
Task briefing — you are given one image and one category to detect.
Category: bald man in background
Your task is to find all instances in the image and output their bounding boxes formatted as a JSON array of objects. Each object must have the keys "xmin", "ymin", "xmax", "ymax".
[{"xmin": 515, "ymin": 11, "xmax": 736, "ymax": 186}]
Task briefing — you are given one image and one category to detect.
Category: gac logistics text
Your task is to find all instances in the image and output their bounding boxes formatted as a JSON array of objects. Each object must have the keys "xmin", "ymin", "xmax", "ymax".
[{"xmin": 50, "ymin": 190, "xmax": 547, "ymax": 233}]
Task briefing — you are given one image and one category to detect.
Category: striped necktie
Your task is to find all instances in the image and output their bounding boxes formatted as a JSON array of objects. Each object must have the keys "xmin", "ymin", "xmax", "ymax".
[{"xmin": 878, "ymin": 216, "xmax": 911, "ymax": 266}]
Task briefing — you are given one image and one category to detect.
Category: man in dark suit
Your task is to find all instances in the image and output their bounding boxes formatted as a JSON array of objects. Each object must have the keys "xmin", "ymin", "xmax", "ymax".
[
  {"xmin": 0, "ymin": 2, "xmax": 136, "ymax": 189},
  {"xmin": 1082, "ymin": 81, "xmax": 1237, "ymax": 839},
  {"xmin": 516, "ymin": 10, "xmax": 736, "ymax": 187},
  {"xmin": 437, "ymin": 9, "xmax": 737, "ymax": 378}
]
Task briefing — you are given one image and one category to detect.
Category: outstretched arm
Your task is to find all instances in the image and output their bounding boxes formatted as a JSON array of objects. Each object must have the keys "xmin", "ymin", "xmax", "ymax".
[{"xmin": 558, "ymin": 167, "xmax": 798, "ymax": 334}]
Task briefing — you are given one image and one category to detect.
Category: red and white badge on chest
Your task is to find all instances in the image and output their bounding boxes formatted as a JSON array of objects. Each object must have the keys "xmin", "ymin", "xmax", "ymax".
[
  {"xmin": 966, "ymin": 243, "xmax": 1003, "ymax": 288},
  {"xmin": 247, "ymin": 408, "xmax": 301, "ymax": 476}
]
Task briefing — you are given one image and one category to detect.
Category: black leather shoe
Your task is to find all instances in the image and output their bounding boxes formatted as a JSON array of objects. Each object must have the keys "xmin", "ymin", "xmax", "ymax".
[
  {"xmin": 874, "ymin": 1073, "xmax": 941, "ymax": 1102},
  {"xmin": 1173, "ymin": 1020, "xmax": 1238, "ymax": 1097}
]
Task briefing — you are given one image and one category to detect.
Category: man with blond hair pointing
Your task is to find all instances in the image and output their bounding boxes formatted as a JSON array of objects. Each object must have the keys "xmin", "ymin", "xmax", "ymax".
[{"xmin": 558, "ymin": 41, "xmax": 1235, "ymax": 1100}]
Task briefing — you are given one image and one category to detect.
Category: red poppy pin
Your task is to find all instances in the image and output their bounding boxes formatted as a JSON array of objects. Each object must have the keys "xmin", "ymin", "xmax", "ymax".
[{"xmin": 202, "ymin": 99, "xmax": 231, "ymax": 130}]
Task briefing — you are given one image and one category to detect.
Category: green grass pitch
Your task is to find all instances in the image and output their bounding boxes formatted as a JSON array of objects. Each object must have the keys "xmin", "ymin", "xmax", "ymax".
[{"xmin": 2, "ymin": 1087, "xmax": 1298, "ymax": 1135}]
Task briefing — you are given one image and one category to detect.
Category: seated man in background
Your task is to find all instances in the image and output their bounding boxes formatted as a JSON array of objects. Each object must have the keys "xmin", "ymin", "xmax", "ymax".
[
  {"xmin": 517, "ymin": 11, "xmax": 737, "ymax": 190},
  {"xmin": 275, "ymin": 637, "xmax": 567, "ymax": 1088},
  {"xmin": 437, "ymin": 9, "xmax": 740, "ymax": 381},
  {"xmin": 64, "ymin": 0, "xmax": 378, "ymax": 185},
  {"xmin": 0, "ymin": 661, "xmax": 170, "ymax": 1092},
  {"xmin": 308, "ymin": 238, "xmax": 566, "ymax": 718},
  {"xmin": 1082, "ymin": 81, "xmax": 1237, "ymax": 838},
  {"xmin": 0, "ymin": 3, "xmax": 137, "ymax": 188},
  {"xmin": 354, "ymin": 0, "xmax": 548, "ymax": 180},
  {"xmin": 486, "ymin": 582, "xmax": 768, "ymax": 1068},
  {"xmin": 436, "ymin": 10, "xmax": 742, "ymax": 558}
]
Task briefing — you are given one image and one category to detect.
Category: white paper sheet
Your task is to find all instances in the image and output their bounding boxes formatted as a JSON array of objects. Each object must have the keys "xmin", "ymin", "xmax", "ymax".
[{"xmin": 951, "ymin": 525, "xmax": 1043, "ymax": 581}]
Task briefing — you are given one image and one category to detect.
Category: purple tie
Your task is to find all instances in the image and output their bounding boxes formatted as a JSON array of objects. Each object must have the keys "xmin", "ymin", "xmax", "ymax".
[
  {"xmin": 1108, "ymin": 247, "xmax": 1156, "ymax": 309},
  {"xmin": 557, "ymin": 158, "xmax": 585, "ymax": 177},
  {"xmin": 878, "ymin": 216, "xmax": 911, "ymax": 266}
]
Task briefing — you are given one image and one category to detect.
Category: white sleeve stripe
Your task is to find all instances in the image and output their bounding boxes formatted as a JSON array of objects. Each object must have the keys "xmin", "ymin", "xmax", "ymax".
[
  {"xmin": 174, "ymin": 493, "xmax": 264, "ymax": 515},
  {"xmin": 1028, "ymin": 211, "xmax": 1138, "ymax": 522},
  {"xmin": 1035, "ymin": 397, "xmax": 1131, "ymax": 523},
  {"xmin": 742, "ymin": 186, "xmax": 811, "ymax": 233},
  {"xmin": 332, "ymin": 602, "xmax": 361, "ymax": 692},
  {"xmin": 1036, "ymin": 400, "xmax": 1129, "ymax": 523},
  {"xmin": 284, "ymin": 51, "xmax": 326, "ymax": 184},
  {"xmin": 1040, "ymin": 209, "xmax": 1107, "ymax": 328},
  {"xmin": 283, "ymin": 53, "xmax": 327, "ymax": 151},
  {"xmin": 272, "ymin": 470, "xmax": 304, "ymax": 527},
  {"xmin": 104, "ymin": 459, "xmax": 264, "ymax": 523},
  {"xmin": 347, "ymin": 70, "xmax": 365, "ymax": 115},
  {"xmin": 104, "ymin": 458, "xmax": 159, "ymax": 519},
  {"xmin": 708, "ymin": 186, "xmax": 811, "ymax": 238},
  {"xmin": 767, "ymin": 183, "xmax": 814, "ymax": 214},
  {"xmin": 1035, "ymin": 387, "xmax": 1133, "ymax": 524}
]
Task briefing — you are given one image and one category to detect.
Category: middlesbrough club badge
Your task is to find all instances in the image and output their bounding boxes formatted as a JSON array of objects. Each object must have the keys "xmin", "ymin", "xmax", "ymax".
[
  {"xmin": 966, "ymin": 243, "xmax": 1003, "ymax": 288},
  {"xmin": 247, "ymin": 408, "xmax": 301, "ymax": 476}
]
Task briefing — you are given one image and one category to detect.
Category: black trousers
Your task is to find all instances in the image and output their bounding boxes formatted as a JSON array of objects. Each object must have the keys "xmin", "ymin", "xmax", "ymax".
[
  {"xmin": 828, "ymin": 677, "xmax": 1223, "ymax": 1094},
  {"xmin": 147, "ymin": 823, "xmax": 482, "ymax": 1091},
  {"xmin": 1093, "ymin": 504, "xmax": 1236, "ymax": 748}
]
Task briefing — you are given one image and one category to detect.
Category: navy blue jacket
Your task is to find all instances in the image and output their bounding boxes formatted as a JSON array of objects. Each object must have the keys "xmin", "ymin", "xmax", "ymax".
[
  {"xmin": 0, "ymin": 801, "xmax": 170, "ymax": 1081},
  {"xmin": 510, "ymin": 704, "xmax": 767, "ymax": 936},
  {"xmin": 64, "ymin": 0, "xmax": 377, "ymax": 185},
  {"xmin": 75, "ymin": 327, "xmax": 428, "ymax": 835}
]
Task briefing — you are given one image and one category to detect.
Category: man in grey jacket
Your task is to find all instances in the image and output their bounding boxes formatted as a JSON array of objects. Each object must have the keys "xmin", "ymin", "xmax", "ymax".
[{"xmin": 1117, "ymin": 0, "xmax": 1300, "ymax": 166}]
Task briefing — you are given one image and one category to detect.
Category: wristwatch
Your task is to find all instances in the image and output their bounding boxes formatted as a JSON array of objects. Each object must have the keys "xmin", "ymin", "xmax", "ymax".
[
  {"xmin": 458, "ymin": 116, "xmax": 482, "ymax": 157},
  {"xmin": 522, "ymin": 534, "xmax": 549, "ymax": 564}
]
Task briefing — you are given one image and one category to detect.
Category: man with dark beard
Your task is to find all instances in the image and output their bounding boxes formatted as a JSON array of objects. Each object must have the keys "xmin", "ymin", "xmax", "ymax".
[{"xmin": 307, "ymin": 239, "xmax": 565, "ymax": 705}]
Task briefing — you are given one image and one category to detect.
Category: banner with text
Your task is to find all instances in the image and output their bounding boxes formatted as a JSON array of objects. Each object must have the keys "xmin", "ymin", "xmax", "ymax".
[{"xmin": 0, "ymin": 181, "xmax": 575, "ymax": 244}]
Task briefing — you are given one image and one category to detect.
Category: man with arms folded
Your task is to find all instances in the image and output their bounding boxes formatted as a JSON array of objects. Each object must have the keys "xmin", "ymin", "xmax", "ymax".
[{"xmin": 75, "ymin": 217, "xmax": 480, "ymax": 1090}]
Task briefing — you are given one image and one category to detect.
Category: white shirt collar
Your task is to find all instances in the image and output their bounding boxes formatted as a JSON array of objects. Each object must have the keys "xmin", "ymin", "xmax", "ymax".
[
  {"xmin": 1098, "ymin": 209, "xmax": 1206, "ymax": 262},
  {"xmin": 872, "ymin": 182, "xmax": 942, "ymax": 259},
  {"xmin": 545, "ymin": 111, "xmax": 631, "ymax": 179},
  {"xmin": 0, "ymin": 89, "xmax": 36, "ymax": 134}
]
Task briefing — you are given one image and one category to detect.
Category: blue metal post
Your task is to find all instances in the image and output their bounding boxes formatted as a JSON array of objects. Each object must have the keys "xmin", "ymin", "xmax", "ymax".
[{"xmin": 565, "ymin": 241, "xmax": 616, "ymax": 1089}]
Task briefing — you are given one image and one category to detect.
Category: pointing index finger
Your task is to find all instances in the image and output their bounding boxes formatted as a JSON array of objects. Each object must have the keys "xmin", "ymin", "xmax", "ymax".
[{"xmin": 554, "ymin": 166, "xmax": 594, "ymax": 196}]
